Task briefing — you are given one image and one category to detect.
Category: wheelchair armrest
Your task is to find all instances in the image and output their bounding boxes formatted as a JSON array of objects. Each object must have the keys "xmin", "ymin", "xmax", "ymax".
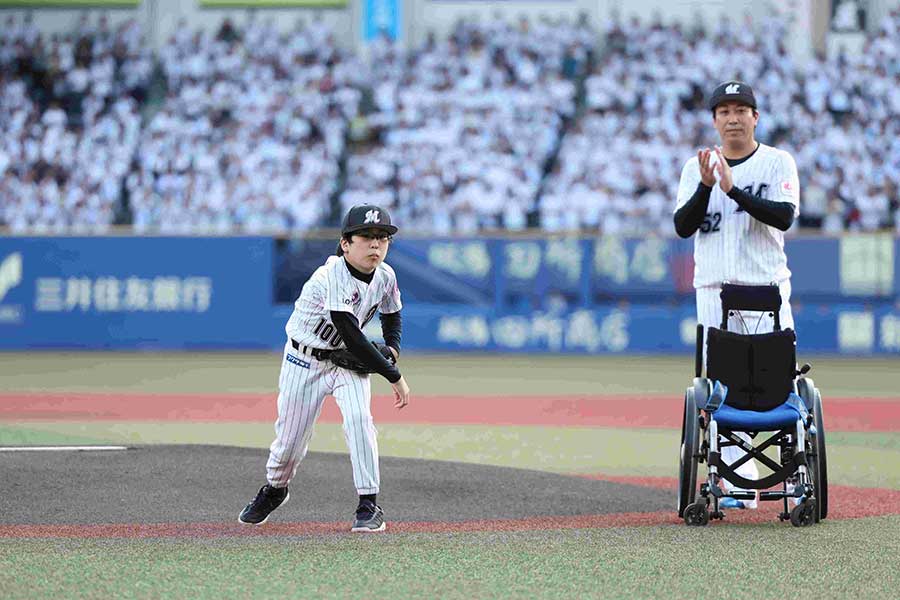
[
  {"xmin": 693, "ymin": 377, "xmax": 728, "ymax": 412},
  {"xmin": 706, "ymin": 380, "xmax": 728, "ymax": 412},
  {"xmin": 693, "ymin": 377, "xmax": 710, "ymax": 405},
  {"xmin": 786, "ymin": 392, "xmax": 812, "ymax": 426},
  {"xmin": 796, "ymin": 377, "xmax": 817, "ymax": 412}
]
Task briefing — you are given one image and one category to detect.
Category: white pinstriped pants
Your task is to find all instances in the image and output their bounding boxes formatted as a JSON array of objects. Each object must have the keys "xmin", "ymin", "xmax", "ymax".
[
  {"xmin": 266, "ymin": 340, "xmax": 380, "ymax": 494},
  {"xmin": 696, "ymin": 280, "xmax": 794, "ymax": 496}
]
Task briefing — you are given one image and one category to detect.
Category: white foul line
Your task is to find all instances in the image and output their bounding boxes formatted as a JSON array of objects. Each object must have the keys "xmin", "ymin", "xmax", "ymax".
[{"xmin": 0, "ymin": 446, "xmax": 129, "ymax": 452}]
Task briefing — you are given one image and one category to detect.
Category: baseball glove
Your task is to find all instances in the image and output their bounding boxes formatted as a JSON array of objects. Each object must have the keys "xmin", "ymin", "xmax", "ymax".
[{"xmin": 329, "ymin": 342, "xmax": 396, "ymax": 374}]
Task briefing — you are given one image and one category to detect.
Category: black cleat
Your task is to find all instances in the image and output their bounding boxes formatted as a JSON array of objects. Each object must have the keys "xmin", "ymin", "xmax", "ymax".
[
  {"xmin": 239, "ymin": 484, "xmax": 289, "ymax": 525},
  {"xmin": 351, "ymin": 500, "xmax": 386, "ymax": 532}
]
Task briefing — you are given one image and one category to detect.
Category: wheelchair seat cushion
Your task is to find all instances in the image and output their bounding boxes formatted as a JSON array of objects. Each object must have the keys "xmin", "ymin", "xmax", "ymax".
[
  {"xmin": 711, "ymin": 399, "xmax": 804, "ymax": 431},
  {"xmin": 706, "ymin": 327, "xmax": 796, "ymax": 412}
]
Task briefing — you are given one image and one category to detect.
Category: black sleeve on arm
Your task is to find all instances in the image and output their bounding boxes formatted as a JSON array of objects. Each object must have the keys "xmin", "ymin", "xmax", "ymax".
[
  {"xmin": 331, "ymin": 311, "xmax": 402, "ymax": 383},
  {"xmin": 673, "ymin": 182, "xmax": 712, "ymax": 238},
  {"xmin": 726, "ymin": 186, "xmax": 795, "ymax": 231},
  {"xmin": 380, "ymin": 311, "xmax": 402, "ymax": 355}
]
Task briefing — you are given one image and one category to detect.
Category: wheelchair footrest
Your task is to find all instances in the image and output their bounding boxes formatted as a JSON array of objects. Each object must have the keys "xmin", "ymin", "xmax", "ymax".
[
  {"xmin": 726, "ymin": 491, "xmax": 757, "ymax": 500},
  {"xmin": 760, "ymin": 491, "xmax": 794, "ymax": 501}
]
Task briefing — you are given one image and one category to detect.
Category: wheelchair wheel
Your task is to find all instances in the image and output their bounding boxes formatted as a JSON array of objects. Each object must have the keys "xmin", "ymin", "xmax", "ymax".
[
  {"xmin": 798, "ymin": 377, "xmax": 828, "ymax": 521},
  {"xmin": 790, "ymin": 499, "xmax": 816, "ymax": 527},
  {"xmin": 684, "ymin": 501, "xmax": 709, "ymax": 526},
  {"xmin": 677, "ymin": 388, "xmax": 700, "ymax": 518},
  {"xmin": 812, "ymin": 389, "xmax": 828, "ymax": 520},
  {"xmin": 806, "ymin": 445, "xmax": 821, "ymax": 523}
]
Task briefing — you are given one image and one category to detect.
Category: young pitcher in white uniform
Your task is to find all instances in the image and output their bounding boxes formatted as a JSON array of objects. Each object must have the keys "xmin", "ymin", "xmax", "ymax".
[
  {"xmin": 239, "ymin": 205, "xmax": 410, "ymax": 531},
  {"xmin": 674, "ymin": 81, "xmax": 801, "ymax": 509}
]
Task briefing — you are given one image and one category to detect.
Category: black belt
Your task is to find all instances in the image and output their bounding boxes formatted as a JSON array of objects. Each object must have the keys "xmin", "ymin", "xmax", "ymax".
[{"xmin": 291, "ymin": 339, "xmax": 334, "ymax": 361}]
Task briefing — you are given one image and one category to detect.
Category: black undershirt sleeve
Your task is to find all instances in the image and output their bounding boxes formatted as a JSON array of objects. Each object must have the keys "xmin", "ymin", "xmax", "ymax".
[
  {"xmin": 331, "ymin": 311, "xmax": 402, "ymax": 383},
  {"xmin": 673, "ymin": 182, "xmax": 712, "ymax": 238},
  {"xmin": 380, "ymin": 311, "xmax": 402, "ymax": 355},
  {"xmin": 726, "ymin": 186, "xmax": 796, "ymax": 231}
]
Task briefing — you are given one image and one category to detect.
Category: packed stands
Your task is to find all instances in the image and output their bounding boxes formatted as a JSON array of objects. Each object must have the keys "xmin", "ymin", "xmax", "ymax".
[
  {"xmin": 1, "ymin": 9, "xmax": 898, "ymax": 234},
  {"xmin": 341, "ymin": 16, "xmax": 596, "ymax": 233},
  {"xmin": 543, "ymin": 9, "xmax": 900, "ymax": 234},
  {"xmin": 0, "ymin": 14, "xmax": 150, "ymax": 232},
  {"xmin": 127, "ymin": 16, "xmax": 364, "ymax": 233}
]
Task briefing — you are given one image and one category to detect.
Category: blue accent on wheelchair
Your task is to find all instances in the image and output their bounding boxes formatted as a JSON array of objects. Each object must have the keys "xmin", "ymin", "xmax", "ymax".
[
  {"xmin": 711, "ymin": 401, "xmax": 804, "ymax": 430},
  {"xmin": 702, "ymin": 380, "xmax": 728, "ymax": 412},
  {"xmin": 719, "ymin": 497, "xmax": 747, "ymax": 510},
  {"xmin": 702, "ymin": 384, "xmax": 810, "ymax": 431},
  {"xmin": 784, "ymin": 392, "xmax": 809, "ymax": 421}
]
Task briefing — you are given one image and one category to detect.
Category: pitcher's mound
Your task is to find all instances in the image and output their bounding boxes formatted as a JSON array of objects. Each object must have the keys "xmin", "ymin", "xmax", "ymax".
[{"xmin": 1, "ymin": 445, "xmax": 671, "ymax": 525}]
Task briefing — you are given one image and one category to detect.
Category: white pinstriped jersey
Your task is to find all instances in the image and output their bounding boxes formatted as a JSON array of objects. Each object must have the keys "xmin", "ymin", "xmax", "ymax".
[
  {"xmin": 675, "ymin": 143, "xmax": 800, "ymax": 289},
  {"xmin": 285, "ymin": 256, "xmax": 402, "ymax": 350}
]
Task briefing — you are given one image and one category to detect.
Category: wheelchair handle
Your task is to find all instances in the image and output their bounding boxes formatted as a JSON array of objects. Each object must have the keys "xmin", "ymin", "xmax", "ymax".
[
  {"xmin": 719, "ymin": 284, "xmax": 782, "ymax": 330},
  {"xmin": 695, "ymin": 324, "xmax": 704, "ymax": 378}
]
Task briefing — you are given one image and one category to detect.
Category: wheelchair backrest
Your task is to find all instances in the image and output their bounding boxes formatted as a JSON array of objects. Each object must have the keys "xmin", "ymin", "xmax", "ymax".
[{"xmin": 706, "ymin": 327, "xmax": 796, "ymax": 412}]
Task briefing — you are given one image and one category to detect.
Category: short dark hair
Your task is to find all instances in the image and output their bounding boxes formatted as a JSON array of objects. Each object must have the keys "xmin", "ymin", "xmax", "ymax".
[{"xmin": 335, "ymin": 233, "xmax": 353, "ymax": 256}]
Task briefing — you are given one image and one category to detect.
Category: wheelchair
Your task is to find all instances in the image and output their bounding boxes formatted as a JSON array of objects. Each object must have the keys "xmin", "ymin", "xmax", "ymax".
[{"xmin": 677, "ymin": 284, "xmax": 829, "ymax": 527}]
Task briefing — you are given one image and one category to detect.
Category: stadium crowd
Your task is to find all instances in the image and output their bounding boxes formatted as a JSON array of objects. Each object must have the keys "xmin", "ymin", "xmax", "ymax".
[
  {"xmin": 127, "ymin": 15, "xmax": 365, "ymax": 232},
  {"xmin": 1, "ymin": 8, "xmax": 899, "ymax": 234},
  {"xmin": 341, "ymin": 16, "xmax": 595, "ymax": 233},
  {"xmin": 0, "ymin": 14, "xmax": 151, "ymax": 232},
  {"xmin": 543, "ymin": 8, "xmax": 900, "ymax": 234}
]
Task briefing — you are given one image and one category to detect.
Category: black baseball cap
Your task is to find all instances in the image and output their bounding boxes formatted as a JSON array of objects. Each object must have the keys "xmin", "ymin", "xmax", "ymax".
[
  {"xmin": 708, "ymin": 80, "xmax": 757, "ymax": 111},
  {"xmin": 341, "ymin": 204, "xmax": 398, "ymax": 236}
]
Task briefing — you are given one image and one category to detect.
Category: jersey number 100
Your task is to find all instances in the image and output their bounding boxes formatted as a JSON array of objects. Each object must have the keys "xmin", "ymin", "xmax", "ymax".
[{"xmin": 313, "ymin": 318, "xmax": 343, "ymax": 347}]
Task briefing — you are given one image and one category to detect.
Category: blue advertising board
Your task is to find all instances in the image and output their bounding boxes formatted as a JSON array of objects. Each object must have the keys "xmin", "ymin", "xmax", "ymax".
[
  {"xmin": 384, "ymin": 303, "xmax": 900, "ymax": 355},
  {"xmin": 0, "ymin": 237, "xmax": 273, "ymax": 349},
  {"xmin": 1, "ymin": 235, "xmax": 897, "ymax": 353},
  {"xmin": 381, "ymin": 235, "xmax": 897, "ymax": 308}
]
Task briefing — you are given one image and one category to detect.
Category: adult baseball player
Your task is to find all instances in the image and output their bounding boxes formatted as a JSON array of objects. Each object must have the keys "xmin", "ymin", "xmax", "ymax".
[
  {"xmin": 674, "ymin": 81, "xmax": 800, "ymax": 509},
  {"xmin": 239, "ymin": 204, "xmax": 410, "ymax": 531}
]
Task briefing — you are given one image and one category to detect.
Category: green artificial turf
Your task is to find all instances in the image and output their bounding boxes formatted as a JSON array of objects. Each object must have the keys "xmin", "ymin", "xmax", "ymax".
[
  {"xmin": 1, "ymin": 353, "xmax": 897, "ymax": 397},
  {"xmin": 3, "ymin": 422, "xmax": 899, "ymax": 489},
  {"xmin": 2, "ymin": 516, "xmax": 898, "ymax": 600},
  {"xmin": 2, "ymin": 353, "xmax": 898, "ymax": 599}
]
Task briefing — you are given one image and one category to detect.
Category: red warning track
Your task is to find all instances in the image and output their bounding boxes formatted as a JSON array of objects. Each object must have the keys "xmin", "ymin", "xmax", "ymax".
[
  {"xmin": 2, "ymin": 480, "xmax": 898, "ymax": 539},
  {"xmin": 578, "ymin": 476, "xmax": 900, "ymax": 523},
  {"xmin": 1, "ymin": 392, "xmax": 899, "ymax": 432}
]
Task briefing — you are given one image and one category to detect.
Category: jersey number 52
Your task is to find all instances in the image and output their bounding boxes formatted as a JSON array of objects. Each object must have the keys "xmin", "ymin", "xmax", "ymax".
[{"xmin": 700, "ymin": 212, "xmax": 721, "ymax": 234}]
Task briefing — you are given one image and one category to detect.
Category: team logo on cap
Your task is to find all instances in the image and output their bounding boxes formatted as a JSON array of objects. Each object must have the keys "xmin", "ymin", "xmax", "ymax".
[
  {"xmin": 725, "ymin": 83, "xmax": 740, "ymax": 95},
  {"xmin": 364, "ymin": 210, "xmax": 381, "ymax": 224}
]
